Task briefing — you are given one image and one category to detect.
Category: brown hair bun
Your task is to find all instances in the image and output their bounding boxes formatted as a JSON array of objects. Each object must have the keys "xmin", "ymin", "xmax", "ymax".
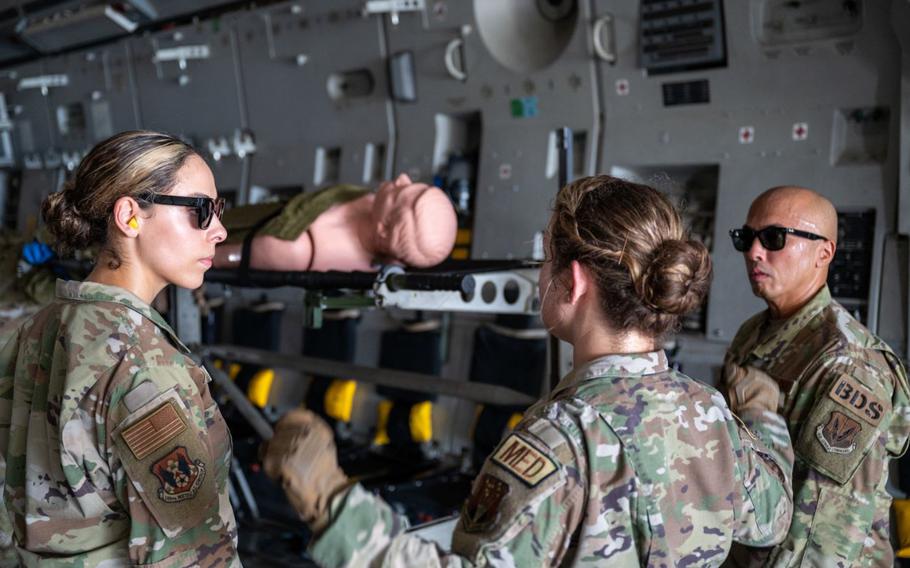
[
  {"xmin": 637, "ymin": 239, "xmax": 712, "ymax": 316},
  {"xmin": 42, "ymin": 179, "xmax": 102, "ymax": 256}
]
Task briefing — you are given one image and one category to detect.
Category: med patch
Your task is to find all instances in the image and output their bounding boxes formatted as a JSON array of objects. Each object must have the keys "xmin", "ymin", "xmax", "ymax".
[{"xmin": 491, "ymin": 433, "xmax": 557, "ymax": 487}]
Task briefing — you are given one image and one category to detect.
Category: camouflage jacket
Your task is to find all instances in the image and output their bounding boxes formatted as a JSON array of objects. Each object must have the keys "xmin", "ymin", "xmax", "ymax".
[
  {"xmin": 0, "ymin": 280, "xmax": 239, "ymax": 567},
  {"xmin": 309, "ymin": 350, "xmax": 794, "ymax": 567},
  {"xmin": 722, "ymin": 286, "xmax": 910, "ymax": 567}
]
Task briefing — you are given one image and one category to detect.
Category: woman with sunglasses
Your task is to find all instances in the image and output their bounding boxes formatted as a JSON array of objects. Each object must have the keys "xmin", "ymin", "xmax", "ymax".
[
  {"xmin": 262, "ymin": 175, "xmax": 795, "ymax": 567},
  {"xmin": 0, "ymin": 131, "xmax": 237, "ymax": 566}
]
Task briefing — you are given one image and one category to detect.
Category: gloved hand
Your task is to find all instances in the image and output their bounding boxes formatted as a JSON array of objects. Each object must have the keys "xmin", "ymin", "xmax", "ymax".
[
  {"xmin": 262, "ymin": 409, "xmax": 351, "ymax": 532},
  {"xmin": 22, "ymin": 240, "xmax": 53, "ymax": 266},
  {"xmin": 724, "ymin": 363, "xmax": 781, "ymax": 415}
]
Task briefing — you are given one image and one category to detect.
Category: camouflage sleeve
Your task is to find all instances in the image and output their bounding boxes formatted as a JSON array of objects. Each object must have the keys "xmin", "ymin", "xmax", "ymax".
[
  {"xmin": 308, "ymin": 483, "xmax": 470, "ymax": 567},
  {"xmin": 730, "ymin": 407, "xmax": 794, "ymax": 547},
  {"xmin": 783, "ymin": 353, "xmax": 903, "ymax": 564},
  {"xmin": 309, "ymin": 417, "xmax": 588, "ymax": 567},
  {"xmin": 105, "ymin": 362, "xmax": 239, "ymax": 567}
]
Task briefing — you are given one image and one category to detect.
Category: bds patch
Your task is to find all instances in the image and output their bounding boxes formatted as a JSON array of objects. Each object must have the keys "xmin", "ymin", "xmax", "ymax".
[
  {"xmin": 461, "ymin": 474, "xmax": 510, "ymax": 533},
  {"xmin": 816, "ymin": 410, "xmax": 861, "ymax": 455},
  {"xmin": 120, "ymin": 400, "xmax": 187, "ymax": 460},
  {"xmin": 491, "ymin": 433, "xmax": 557, "ymax": 487},
  {"xmin": 150, "ymin": 446, "xmax": 207, "ymax": 502},
  {"xmin": 827, "ymin": 375, "xmax": 886, "ymax": 426}
]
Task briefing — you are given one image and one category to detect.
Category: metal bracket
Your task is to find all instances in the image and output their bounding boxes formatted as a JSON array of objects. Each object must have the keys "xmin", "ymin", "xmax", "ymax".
[
  {"xmin": 207, "ymin": 136, "xmax": 231, "ymax": 162},
  {"xmin": 363, "ymin": 0, "xmax": 425, "ymax": 25},
  {"xmin": 232, "ymin": 129, "xmax": 256, "ymax": 159},
  {"xmin": 375, "ymin": 268, "xmax": 540, "ymax": 315},
  {"xmin": 304, "ymin": 291, "xmax": 374, "ymax": 329}
]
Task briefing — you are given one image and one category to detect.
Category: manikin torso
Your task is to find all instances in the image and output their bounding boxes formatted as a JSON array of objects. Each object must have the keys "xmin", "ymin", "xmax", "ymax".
[
  {"xmin": 216, "ymin": 195, "xmax": 376, "ymax": 271},
  {"xmin": 212, "ymin": 174, "xmax": 457, "ymax": 271}
]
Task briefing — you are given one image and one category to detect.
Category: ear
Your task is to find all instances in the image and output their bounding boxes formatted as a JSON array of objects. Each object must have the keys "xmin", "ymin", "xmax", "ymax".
[
  {"xmin": 816, "ymin": 239, "xmax": 836, "ymax": 267},
  {"xmin": 112, "ymin": 196, "xmax": 141, "ymax": 238},
  {"xmin": 568, "ymin": 260, "xmax": 590, "ymax": 305}
]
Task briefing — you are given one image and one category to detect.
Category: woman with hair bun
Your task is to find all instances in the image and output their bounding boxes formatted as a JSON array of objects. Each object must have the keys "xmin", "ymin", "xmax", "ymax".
[
  {"xmin": 262, "ymin": 175, "xmax": 796, "ymax": 566},
  {"xmin": 0, "ymin": 131, "xmax": 238, "ymax": 566}
]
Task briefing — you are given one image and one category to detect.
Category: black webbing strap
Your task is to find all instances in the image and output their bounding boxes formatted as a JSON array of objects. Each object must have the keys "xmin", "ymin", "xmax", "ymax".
[{"xmin": 239, "ymin": 207, "xmax": 285, "ymax": 282}]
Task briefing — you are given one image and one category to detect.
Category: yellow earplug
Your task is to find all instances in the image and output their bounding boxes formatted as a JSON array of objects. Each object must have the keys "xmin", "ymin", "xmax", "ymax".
[{"xmin": 128, "ymin": 217, "xmax": 139, "ymax": 230}]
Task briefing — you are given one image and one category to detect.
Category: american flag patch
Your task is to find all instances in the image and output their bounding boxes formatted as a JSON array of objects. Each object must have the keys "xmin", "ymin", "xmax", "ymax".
[{"xmin": 121, "ymin": 401, "xmax": 187, "ymax": 460}]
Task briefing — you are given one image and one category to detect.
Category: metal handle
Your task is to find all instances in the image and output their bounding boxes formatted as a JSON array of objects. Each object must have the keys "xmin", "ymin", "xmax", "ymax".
[
  {"xmin": 385, "ymin": 272, "xmax": 475, "ymax": 294},
  {"xmin": 444, "ymin": 38, "xmax": 467, "ymax": 81},
  {"xmin": 592, "ymin": 14, "xmax": 616, "ymax": 63}
]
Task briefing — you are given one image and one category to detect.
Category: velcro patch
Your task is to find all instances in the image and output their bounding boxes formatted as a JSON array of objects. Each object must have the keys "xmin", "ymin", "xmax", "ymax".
[
  {"xmin": 816, "ymin": 410, "xmax": 861, "ymax": 454},
  {"xmin": 121, "ymin": 401, "xmax": 187, "ymax": 460},
  {"xmin": 150, "ymin": 446, "xmax": 206, "ymax": 503},
  {"xmin": 492, "ymin": 434, "xmax": 557, "ymax": 487},
  {"xmin": 461, "ymin": 474, "xmax": 510, "ymax": 533},
  {"xmin": 827, "ymin": 376, "xmax": 886, "ymax": 426}
]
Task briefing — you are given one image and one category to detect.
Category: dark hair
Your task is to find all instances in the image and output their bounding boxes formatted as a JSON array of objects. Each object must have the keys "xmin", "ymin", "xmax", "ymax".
[
  {"xmin": 547, "ymin": 175, "xmax": 712, "ymax": 338},
  {"xmin": 42, "ymin": 130, "xmax": 199, "ymax": 268}
]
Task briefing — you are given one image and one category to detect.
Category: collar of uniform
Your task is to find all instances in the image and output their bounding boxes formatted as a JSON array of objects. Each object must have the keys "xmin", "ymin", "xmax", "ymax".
[
  {"xmin": 553, "ymin": 350, "xmax": 669, "ymax": 394},
  {"xmin": 750, "ymin": 285, "xmax": 832, "ymax": 361},
  {"xmin": 55, "ymin": 279, "xmax": 189, "ymax": 353}
]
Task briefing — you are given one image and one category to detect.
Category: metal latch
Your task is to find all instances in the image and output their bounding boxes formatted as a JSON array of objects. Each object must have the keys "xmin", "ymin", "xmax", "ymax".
[
  {"xmin": 17, "ymin": 74, "xmax": 68, "ymax": 95},
  {"xmin": 363, "ymin": 0, "xmax": 424, "ymax": 25},
  {"xmin": 153, "ymin": 45, "xmax": 210, "ymax": 69}
]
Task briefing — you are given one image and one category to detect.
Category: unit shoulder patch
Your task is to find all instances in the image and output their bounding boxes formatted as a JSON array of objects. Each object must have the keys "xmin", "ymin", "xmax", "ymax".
[
  {"xmin": 121, "ymin": 400, "xmax": 188, "ymax": 460},
  {"xmin": 827, "ymin": 375, "xmax": 886, "ymax": 426},
  {"xmin": 461, "ymin": 474, "xmax": 510, "ymax": 534},
  {"xmin": 150, "ymin": 446, "xmax": 206, "ymax": 502},
  {"xmin": 491, "ymin": 433, "xmax": 558, "ymax": 487},
  {"xmin": 816, "ymin": 410, "xmax": 861, "ymax": 454}
]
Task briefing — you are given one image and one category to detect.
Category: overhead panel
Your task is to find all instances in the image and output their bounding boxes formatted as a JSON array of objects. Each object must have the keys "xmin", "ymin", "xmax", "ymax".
[
  {"xmin": 0, "ymin": 15, "xmax": 37, "ymax": 65},
  {"xmin": 17, "ymin": 4, "xmax": 139, "ymax": 53},
  {"xmin": 130, "ymin": 19, "xmax": 245, "ymax": 192},
  {"xmin": 43, "ymin": 42, "xmax": 138, "ymax": 168},
  {"xmin": 134, "ymin": 0, "xmax": 240, "ymax": 22},
  {"xmin": 639, "ymin": 0, "xmax": 726, "ymax": 75},
  {"xmin": 234, "ymin": 0, "xmax": 392, "ymax": 192}
]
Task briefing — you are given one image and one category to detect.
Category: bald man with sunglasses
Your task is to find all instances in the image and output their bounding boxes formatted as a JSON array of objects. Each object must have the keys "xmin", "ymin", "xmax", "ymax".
[{"xmin": 722, "ymin": 186, "xmax": 910, "ymax": 567}]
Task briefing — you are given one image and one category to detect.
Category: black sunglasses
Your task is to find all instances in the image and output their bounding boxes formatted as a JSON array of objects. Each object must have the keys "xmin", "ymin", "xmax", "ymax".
[
  {"xmin": 137, "ymin": 192, "xmax": 225, "ymax": 230},
  {"xmin": 729, "ymin": 225, "xmax": 827, "ymax": 252}
]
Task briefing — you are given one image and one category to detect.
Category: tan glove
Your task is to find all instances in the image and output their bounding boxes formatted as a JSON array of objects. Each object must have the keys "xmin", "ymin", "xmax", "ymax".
[
  {"xmin": 262, "ymin": 409, "xmax": 351, "ymax": 532},
  {"xmin": 723, "ymin": 363, "xmax": 781, "ymax": 415}
]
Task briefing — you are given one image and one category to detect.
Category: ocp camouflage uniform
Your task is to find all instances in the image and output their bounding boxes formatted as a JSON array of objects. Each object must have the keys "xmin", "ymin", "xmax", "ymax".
[
  {"xmin": 722, "ymin": 286, "xmax": 910, "ymax": 567},
  {"xmin": 309, "ymin": 350, "xmax": 794, "ymax": 567},
  {"xmin": 0, "ymin": 280, "xmax": 239, "ymax": 567}
]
